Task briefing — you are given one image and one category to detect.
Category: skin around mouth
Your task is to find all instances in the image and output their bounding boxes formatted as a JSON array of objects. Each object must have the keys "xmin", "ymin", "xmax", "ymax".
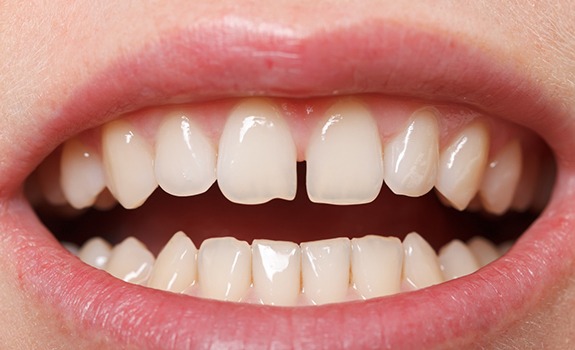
[{"xmin": 1, "ymin": 1, "xmax": 575, "ymax": 349}]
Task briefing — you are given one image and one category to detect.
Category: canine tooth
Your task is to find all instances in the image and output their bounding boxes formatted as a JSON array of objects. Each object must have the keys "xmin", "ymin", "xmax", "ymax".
[
  {"xmin": 105, "ymin": 237, "xmax": 155, "ymax": 285},
  {"xmin": 252, "ymin": 239, "xmax": 301, "ymax": 306},
  {"xmin": 467, "ymin": 236, "xmax": 500, "ymax": 267},
  {"xmin": 147, "ymin": 231, "xmax": 197, "ymax": 293},
  {"xmin": 351, "ymin": 235, "xmax": 402, "ymax": 299},
  {"xmin": 306, "ymin": 98, "xmax": 383, "ymax": 205},
  {"xmin": 479, "ymin": 140, "xmax": 522, "ymax": 214},
  {"xmin": 78, "ymin": 237, "xmax": 112, "ymax": 269},
  {"xmin": 198, "ymin": 237, "xmax": 251, "ymax": 302},
  {"xmin": 155, "ymin": 114, "xmax": 216, "ymax": 197},
  {"xmin": 402, "ymin": 232, "xmax": 444, "ymax": 290},
  {"xmin": 217, "ymin": 99, "xmax": 297, "ymax": 204},
  {"xmin": 436, "ymin": 122, "xmax": 489, "ymax": 210},
  {"xmin": 37, "ymin": 151, "xmax": 67, "ymax": 206},
  {"xmin": 438, "ymin": 240, "xmax": 480, "ymax": 280},
  {"xmin": 60, "ymin": 138, "xmax": 106, "ymax": 209},
  {"xmin": 301, "ymin": 237, "xmax": 351, "ymax": 305},
  {"xmin": 102, "ymin": 120, "xmax": 157, "ymax": 209},
  {"xmin": 384, "ymin": 109, "xmax": 439, "ymax": 197}
]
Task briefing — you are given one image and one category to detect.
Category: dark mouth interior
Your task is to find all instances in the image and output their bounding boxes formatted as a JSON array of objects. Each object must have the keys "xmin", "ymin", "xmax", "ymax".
[{"xmin": 36, "ymin": 162, "xmax": 541, "ymax": 255}]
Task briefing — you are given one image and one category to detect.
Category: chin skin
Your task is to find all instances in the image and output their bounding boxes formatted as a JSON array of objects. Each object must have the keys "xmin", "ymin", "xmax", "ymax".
[{"xmin": 1, "ymin": 1, "xmax": 575, "ymax": 349}]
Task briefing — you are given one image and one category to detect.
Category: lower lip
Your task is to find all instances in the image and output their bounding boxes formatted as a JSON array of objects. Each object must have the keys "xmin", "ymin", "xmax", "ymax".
[{"xmin": 6, "ymin": 168, "xmax": 574, "ymax": 348}]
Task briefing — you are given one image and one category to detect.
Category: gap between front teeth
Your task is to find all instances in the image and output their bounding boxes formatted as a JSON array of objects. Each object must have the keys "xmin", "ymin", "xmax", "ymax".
[{"xmin": 75, "ymin": 231, "xmax": 510, "ymax": 307}]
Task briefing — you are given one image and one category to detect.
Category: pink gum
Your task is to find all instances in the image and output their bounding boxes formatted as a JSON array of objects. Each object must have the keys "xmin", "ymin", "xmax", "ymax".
[{"xmin": 75, "ymin": 94, "xmax": 541, "ymax": 162}]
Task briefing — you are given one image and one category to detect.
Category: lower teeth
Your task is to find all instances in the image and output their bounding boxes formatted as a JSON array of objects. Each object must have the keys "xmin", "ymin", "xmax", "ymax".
[{"xmin": 70, "ymin": 230, "xmax": 510, "ymax": 306}]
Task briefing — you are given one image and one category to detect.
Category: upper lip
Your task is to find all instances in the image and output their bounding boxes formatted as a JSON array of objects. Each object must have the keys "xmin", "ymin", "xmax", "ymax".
[{"xmin": 4, "ymin": 17, "xmax": 575, "ymax": 348}]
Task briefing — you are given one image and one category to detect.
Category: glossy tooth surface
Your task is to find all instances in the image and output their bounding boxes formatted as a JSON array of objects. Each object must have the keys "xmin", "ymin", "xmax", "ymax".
[
  {"xmin": 402, "ymin": 232, "xmax": 444, "ymax": 290},
  {"xmin": 78, "ymin": 237, "xmax": 112, "ymax": 269},
  {"xmin": 351, "ymin": 235, "xmax": 403, "ymax": 299},
  {"xmin": 438, "ymin": 240, "xmax": 480, "ymax": 280},
  {"xmin": 105, "ymin": 237, "xmax": 155, "ymax": 285},
  {"xmin": 102, "ymin": 120, "xmax": 157, "ymax": 209},
  {"xmin": 436, "ymin": 122, "xmax": 489, "ymax": 210},
  {"xmin": 383, "ymin": 109, "xmax": 439, "ymax": 197},
  {"xmin": 147, "ymin": 231, "xmax": 197, "ymax": 293},
  {"xmin": 217, "ymin": 99, "xmax": 297, "ymax": 204},
  {"xmin": 60, "ymin": 138, "xmax": 106, "ymax": 209},
  {"xmin": 155, "ymin": 114, "xmax": 216, "ymax": 197},
  {"xmin": 467, "ymin": 236, "xmax": 500, "ymax": 267},
  {"xmin": 301, "ymin": 237, "xmax": 351, "ymax": 305},
  {"xmin": 306, "ymin": 99, "xmax": 383, "ymax": 204},
  {"xmin": 479, "ymin": 140, "xmax": 522, "ymax": 214},
  {"xmin": 252, "ymin": 239, "xmax": 301, "ymax": 306},
  {"xmin": 198, "ymin": 237, "xmax": 251, "ymax": 302}
]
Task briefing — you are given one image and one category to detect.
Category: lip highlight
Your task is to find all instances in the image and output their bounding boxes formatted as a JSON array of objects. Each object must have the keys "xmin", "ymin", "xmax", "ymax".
[{"xmin": 4, "ymin": 18, "xmax": 575, "ymax": 348}]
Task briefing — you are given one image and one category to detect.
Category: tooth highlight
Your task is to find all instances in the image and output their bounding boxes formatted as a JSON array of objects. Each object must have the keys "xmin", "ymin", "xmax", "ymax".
[
  {"xmin": 78, "ymin": 237, "xmax": 112, "ymax": 269},
  {"xmin": 252, "ymin": 239, "xmax": 301, "ymax": 306},
  {"xmin": 436, "ymin": 122, "xmax": 489, "ymax": 210},
  {"xmin": 384, "ymin": 109, "xmax": 439, "ymax": 197},
  {"xmin": 217, "ymin": 99, "xmax": 297, "ymax": 204},
  {"xmin": 147, "ymin": 231, "xmax": 197, "ymax": 293},
  {"xmin": 301, "ymin": 237, "xmax": 351, "ymax": 305},
  {"xmin": 155, "ymin": 114, "xmax": 216, "ymax": 197},
  {"xmin": 105, "ymin": 237, "xmax": 155, "ymax": 285},
  {"xmin": 402, "ymin": 232, "xmax": 444, "ymax": 290},
  {"xmin": 197, "ymin": 237, "xmax": 251, "ymax": 302},
  {"xmin": 351, "ymin": 235, "xmax": 403, "ymax": 299},
  {"xmin": 102, "ymin": 120, "xmax": 158, "ymax": 209},
  {"xmin": 306, "ymin": 98, "xmax": 383, "ymax": 204},
  {"xmin": 467, "ymin": 236, "xmax": 500, "ymax": 267},
  {"xmin": 438, "ymin": 240, "xmax": 480, "ymax": 280},
  {"xmin": 60, "ymin": 138, "xmax": 106, "ymax": 209}
]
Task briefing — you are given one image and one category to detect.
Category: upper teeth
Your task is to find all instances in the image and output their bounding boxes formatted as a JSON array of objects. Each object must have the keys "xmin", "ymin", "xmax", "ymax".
[{"xmin": 48, "ymin": 96, "xmax": 539, "ymax": 215}]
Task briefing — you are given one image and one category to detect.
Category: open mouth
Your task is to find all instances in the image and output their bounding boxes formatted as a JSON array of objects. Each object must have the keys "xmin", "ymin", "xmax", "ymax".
[{"xmin": 4, "ymin": 18, "xmax": 575, "ymax": 348}]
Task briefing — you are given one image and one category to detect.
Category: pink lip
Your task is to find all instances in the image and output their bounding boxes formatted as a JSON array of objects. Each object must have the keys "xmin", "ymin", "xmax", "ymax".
[{"xmin": 5, "ymin": 19, "xmax": 575, "ymax": 348}]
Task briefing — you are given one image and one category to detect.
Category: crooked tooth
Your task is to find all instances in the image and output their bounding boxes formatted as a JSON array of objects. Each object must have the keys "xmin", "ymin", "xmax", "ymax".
[
  {"xmin": 102, "ymin": 120, "xmax": 157, "ymax": 209},
  {"xmin": 78, "ymin": 237, "xmax": 112, "ymax": 269},
  {"xmin": 105, "ymin": 237, "xmax": 155, "ymax": 285},
  {"xmin": 198, "ymin": 237, "xmax": 251, "ymax": 302},
  {"xmin": 402, "ymin": 232, "xmax": 444, "ymax": 290},
  {"xmin": 147, "ymin": 231, "xmax": 197, "ymax": 293},
  {"xmin": 438, "ymin": 240, "xmax": 480, "ymax": 280},
  {"xmin": 351, "ymin": 235, "xmax": 403, "ymax": 299},
  {"xmin": 301, "ymin": 237, "xmax": 351, "ymax": 305},
  {"xmin": 217, "ymin": 99, "xmax": 297, "ymax": 204},
  {"xmin": 60, "ymin": 138, "xmax": 106, "ymax": 209},
  {"xmin": 435, "ymin": 122, "xmax": 489, "ymax": 210},
  {"xmin": 306, "ymin": 98, "xmax": 383, "ymax": 204},
  {"xmin": 383, "ymin": 109, "xmax": 439, "ymax": 197},
  {"xmin": 155, "ymin": 114, "xmax": 216, "ymax": 197},
  {"xmin": 467, "ymin": 236, "xmax": 500, "ymax": 267},
  {"xmin": 252, "ymin": 239, "xmax": 301, "ymax": 306},
  {"xmin": 479, "ymin": 140, "xmax": 522, "ymax": 214}
]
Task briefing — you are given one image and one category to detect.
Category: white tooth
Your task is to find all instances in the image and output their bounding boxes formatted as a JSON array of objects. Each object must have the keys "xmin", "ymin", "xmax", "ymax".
[
  {"xmin": 37, "ymin": 151, "xmax": 67, "ymax": 206},
  {"xmin": 217, "ymin": 98, "xmax": 297, "ymax": 204},
  {"xmin": 155, "ymin": 114, "xmax": 216, "ymax": 197},
  {"xmin": 60, "ymin": 138, "xmax": 106, "ymax": 209},
  {"xmin": 511, "ymin": 150, "xmax": 540, "ymax": 212},
  {"xmin": 402, "ymin": 232, "xmax": 444, "ymax": 290},
  {"xmin": 435, "ymin": 122, "xmax": 489, "ymax": 210},
  {"xmin": 301, "ymin": 237, "xmax": 351, "ymax": 305},
  {"xmin": 438, "ymin": 240, "xmax": 480, "ymax": 280},
  {"xmin": 78, "ymin": 237, "xmax": 112, "ymax": 269},
  {"xmin": 197, "ymin": 237, "xmax": 251, "ymax": 302},
  {"xmin": 252, "ymin": 239, "xmax": 301, "ymax": 306},
  {"xmin": 102, "ymin": 120, "xmax": 158, "ymax": 209},
  {"xmin": 306, "ymin": 98, "xmax": 383, "ymax": 204},
  {"xmin": 467, "ymin": 236, "xmax": 500, "ymax": 267},
  {"xmin": 351, "ymin": 235, "xmax": 402, "ymax": 299},
  {"xmin": 147, "ymin": 231, "xmax": 197, "ymax": 293},
  {"xmin": 105, "ymin": 237, "xmax": 155, "ymax": 285},
  {"xmin": 479, "ymin": 140, "xmax": 522, "ymax": 215},
  {"xmin": 383, "ymin": 109, "xmax": 439, "ymax": 197}
]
